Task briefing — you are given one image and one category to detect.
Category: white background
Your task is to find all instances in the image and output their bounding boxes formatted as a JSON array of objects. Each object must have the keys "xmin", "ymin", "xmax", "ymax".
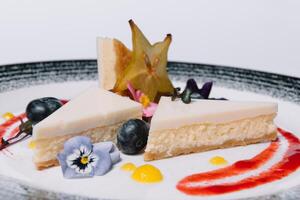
[{"xmin": 0, "ymin": 0, "xmax": 300, "ymax": 77}]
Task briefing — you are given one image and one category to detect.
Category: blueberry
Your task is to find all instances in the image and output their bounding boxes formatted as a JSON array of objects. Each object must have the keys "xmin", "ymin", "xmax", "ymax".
[
  {"xmin": 117, "ymin": 119, "xmax": 149, "ymax": 155},
  {"xmin": 41, "ymin": 97, "xmax": 62, "ymax": 112},
  {"xmin": 26, "ymin": 97, "xmax": 63, "ymax": 124}
]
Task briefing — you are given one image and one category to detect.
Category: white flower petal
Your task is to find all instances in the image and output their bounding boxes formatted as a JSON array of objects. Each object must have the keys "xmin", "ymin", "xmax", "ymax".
[
  {"xmin": 75, "ymin": 164, "xmax": 92, "ymax": 174},
  {"xmin": 66, "ymin": 153, "xmax": 79, "ymax": 168},
  {"xmin": 68, "ymin": 162, "xmax": 78, "ymax": 169},
  {"xmin": 83, "ymin": 164, "xmax": 93, "ymax": 174},
  {"xmin": 73, "ymin": 149, "xmax": 81, "ymax": 157},
  {"xmin": 80, "ymin": 145, "xmax": 91, "ymax": 156},
  {"xmin": 67, "ymin": 153, "xmax": 78, "ymax": 162},
  {"xmin": 89, "ymin": 153, "xmax": 99, "ymax": 167},
  {"xmin": 74, "ymin": 166, "xmax": 82, "ymax": 174},
  {"xmin": 72, "ymin": 162, "xmax": 93, "ymax": 175}
]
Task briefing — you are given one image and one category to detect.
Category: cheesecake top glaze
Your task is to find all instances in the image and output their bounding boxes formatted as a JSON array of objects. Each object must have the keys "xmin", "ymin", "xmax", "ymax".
[
  {"xmin": 33, "ymin": 87, "xmax": 142, "ymax": 139},
  {"xmin": 150, "ymin": 97, "xmax": 278, "ymax": 132}
]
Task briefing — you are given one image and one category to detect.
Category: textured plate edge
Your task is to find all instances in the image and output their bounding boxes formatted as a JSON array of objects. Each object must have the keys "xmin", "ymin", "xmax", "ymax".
[{"xmin": 0, "ymin": 59, "xmax": 299, "ymax": 104}]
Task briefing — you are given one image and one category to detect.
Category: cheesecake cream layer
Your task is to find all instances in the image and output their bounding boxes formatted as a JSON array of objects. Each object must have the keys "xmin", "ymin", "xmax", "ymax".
[
  {"xmin": 150, "ymin": 97, "xmax": 278, "ymax": 132},
  {"xmin": 33, "ymin": 87, "xmax": 142, "ymax": 140},
  {"xmin": 145, "ymin": 114, "xmax": 277, "ymax": 161}
]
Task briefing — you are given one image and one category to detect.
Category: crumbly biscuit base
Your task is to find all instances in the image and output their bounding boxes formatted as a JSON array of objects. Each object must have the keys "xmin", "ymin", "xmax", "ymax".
[{"xmin": 144, "ymin": 131, "xmax": 277, "ymax": 161}]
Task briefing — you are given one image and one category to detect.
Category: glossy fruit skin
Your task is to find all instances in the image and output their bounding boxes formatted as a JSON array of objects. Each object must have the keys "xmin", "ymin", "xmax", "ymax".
[
  {"xmin": 26, "ymin": 97, "xmax": 63, "ymax": 124},
  {"xmin": 117, "ymin": 119, "xmax": 149, "ymax": 155}
]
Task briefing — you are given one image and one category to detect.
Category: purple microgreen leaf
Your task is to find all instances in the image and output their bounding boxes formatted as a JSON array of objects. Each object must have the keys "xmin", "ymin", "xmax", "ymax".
[
  {"xmin": 199, "ymin": 81, "xmax": 213, "ymax": 99},
  {"xmin": 186, "ymin": 79, "xmax": 199, "ymax": 92}
]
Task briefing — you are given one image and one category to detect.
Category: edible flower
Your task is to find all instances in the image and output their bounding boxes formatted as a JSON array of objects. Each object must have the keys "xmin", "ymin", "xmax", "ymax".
[
  {"xmin": 57, "ymin": 136, "xmax": 120, "ymax": 179},
  {"xmin": 127, "ymin": 82, "xmax": 158, "ymax": 117}
]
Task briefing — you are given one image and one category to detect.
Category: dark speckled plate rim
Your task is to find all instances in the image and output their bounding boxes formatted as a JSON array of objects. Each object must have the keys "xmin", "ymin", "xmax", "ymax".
[{"xmin": 0, "ymin": 59, "xmax": 299, "ymax": 200}]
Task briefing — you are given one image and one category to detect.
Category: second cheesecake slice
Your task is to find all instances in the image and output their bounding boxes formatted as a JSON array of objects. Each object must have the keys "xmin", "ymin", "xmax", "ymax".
[{"xmin": 144, "ymin": 97, "xmax": 278, "ymax": 161}]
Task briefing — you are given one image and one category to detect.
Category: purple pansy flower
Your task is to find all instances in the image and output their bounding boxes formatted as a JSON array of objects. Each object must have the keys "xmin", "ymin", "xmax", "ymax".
[{"xmin": 57, "ymin": 136, "xmax": 120, "ymax": 179}]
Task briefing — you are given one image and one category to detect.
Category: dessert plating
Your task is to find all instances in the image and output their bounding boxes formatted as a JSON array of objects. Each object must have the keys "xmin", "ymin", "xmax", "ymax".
[{"xmin": 2, "ymin": 19, "xmax": 298, "ymax": 197}]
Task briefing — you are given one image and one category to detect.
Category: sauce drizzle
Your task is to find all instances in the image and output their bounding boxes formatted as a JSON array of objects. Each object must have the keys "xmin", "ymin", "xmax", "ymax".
[
  {"xmin": 177, "ymin": 128, "xmax": 300, "ymax": 195},
  {"xmin": 0, "ymin": 113, "xmax": 26, "ymax": 139}
]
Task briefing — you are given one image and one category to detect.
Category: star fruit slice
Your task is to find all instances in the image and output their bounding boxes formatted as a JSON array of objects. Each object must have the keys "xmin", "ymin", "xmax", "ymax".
[{"xmin": 113, "ymin": 20, "xmax": 174, "ymax": 102}]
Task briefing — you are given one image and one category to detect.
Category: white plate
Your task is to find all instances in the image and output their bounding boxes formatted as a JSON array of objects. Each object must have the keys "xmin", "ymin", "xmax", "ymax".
[
  {"xmin": 0, "ymin": 80, "xmax": 299, "ymax": 200},
  {"xmin": 0, "ymin": 60, "xmax": 299, "ymax": 200}
]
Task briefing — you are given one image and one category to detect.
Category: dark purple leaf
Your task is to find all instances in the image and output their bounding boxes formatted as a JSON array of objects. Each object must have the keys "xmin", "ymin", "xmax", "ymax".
[{"xmin": 199, "ymin": 81, "xmax": 213, "ymax": 99}]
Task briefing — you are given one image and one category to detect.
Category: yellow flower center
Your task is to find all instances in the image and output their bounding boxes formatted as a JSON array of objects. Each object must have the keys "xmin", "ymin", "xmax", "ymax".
[
  {"xmin": 139, "ymin": 94, "xmax": 150, "ymax": 107},
  {"xmin": 80, "ymin": 156, "xmax": 89, "ymax": 165}
]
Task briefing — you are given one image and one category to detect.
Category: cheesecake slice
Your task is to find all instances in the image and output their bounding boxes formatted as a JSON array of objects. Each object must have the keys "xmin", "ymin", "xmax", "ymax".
[
  {"xmin": 144, "ymin": 97, "xmax": 278, "ymax": 161},
  {"xmin": 97, "ymin": 37, "xmax": 132, "ymax": 90},
  {"xmin": 32, "ymin": 87, "xmax": 142, "ymax": 170}
]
